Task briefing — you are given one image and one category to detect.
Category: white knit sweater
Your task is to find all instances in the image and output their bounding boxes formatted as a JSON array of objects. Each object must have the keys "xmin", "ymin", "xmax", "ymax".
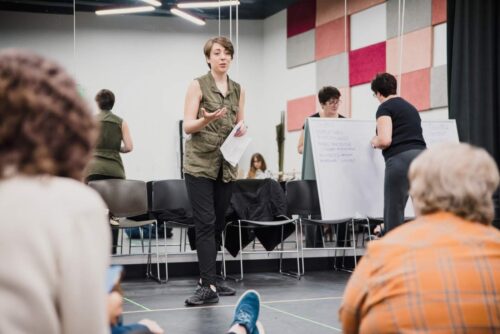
[{"xmin": 0, "ymin": 176, "xmax": 110, "ymax": 334}]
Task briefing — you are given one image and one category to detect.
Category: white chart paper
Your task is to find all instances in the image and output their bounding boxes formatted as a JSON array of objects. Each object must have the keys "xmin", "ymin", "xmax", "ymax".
[{"xmin": 220, "ymin": 121, "xmax": 252, "ymax": 167}]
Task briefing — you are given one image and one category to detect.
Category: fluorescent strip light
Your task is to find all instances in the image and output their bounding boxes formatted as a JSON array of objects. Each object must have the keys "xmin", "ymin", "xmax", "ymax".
[
  {"xmin": 170, "ymin": 8, "xmax": 206, "ymax": 25},
  {"xmin": 96, "ymin": 6, "xmax": 155, "ymax": 15},
  {"xmin": 141, "ymin": 0, "xmax": 162, "ymax": 7},
  {"xmin": 178, "ymin": 1, "xmax": 240, "ymax": 9}
]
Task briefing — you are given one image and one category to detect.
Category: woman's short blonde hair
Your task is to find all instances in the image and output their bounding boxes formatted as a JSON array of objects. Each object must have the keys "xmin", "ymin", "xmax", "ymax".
[{"xmin": 409, "ymin": 143, "xmax": 499, "ymax": 225}]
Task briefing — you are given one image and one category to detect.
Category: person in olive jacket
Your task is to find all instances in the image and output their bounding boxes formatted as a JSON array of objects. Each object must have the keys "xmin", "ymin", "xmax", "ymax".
[{"xmin": 183, "ymin": 36, "xmax": 247, "ymax": 306}]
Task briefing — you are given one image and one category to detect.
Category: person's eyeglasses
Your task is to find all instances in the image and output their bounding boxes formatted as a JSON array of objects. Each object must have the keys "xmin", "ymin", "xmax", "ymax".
[{"xmin": 325, "ymin": 99, "xmax": 341, "ymax": 106}]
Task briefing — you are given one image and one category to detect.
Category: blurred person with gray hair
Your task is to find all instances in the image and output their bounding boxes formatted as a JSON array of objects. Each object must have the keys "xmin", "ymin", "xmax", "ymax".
[{"xmin": 340, "ymin": 143, "xmax": 500, "ymax": 333}]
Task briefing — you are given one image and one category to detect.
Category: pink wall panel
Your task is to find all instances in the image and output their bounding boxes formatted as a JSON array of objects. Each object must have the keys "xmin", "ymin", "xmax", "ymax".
[
  {"xmin": 315, "ymin": 16, "xmax": 350, "ymax": 60},
  {"xmin": 348, "ymin": 0, "xmax": 386, "ymax": 14},
  {"xmin": 386, "ymin": 27, "xmax": 432, "ymax": 75},
  {"xmin": 432, "ymin": 0, "xmax": 447, "ymax": 25},
  {"xmin": 316, "ymin": 0, "xmax": 346, "ymax": 26},
  {"xmin": 349, "ymin": 42, "xmax": 386, "ymax": 86},
  {"xmin": 287, "ymin": 0, "xmax": 316, "ymax": 38},
  {"xmin": 400, "ymin": 68, "xmax": 431, "ymax": 111},
  {"xmin": 287, "ymin": 95, "xmax": 317, "ymax": 132}
]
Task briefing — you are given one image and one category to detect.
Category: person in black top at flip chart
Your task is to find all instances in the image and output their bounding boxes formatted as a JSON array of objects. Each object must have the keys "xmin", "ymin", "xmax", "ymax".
[{"xmin": 370, "ymin": 73, "xmax": 426, "ymax": 234}]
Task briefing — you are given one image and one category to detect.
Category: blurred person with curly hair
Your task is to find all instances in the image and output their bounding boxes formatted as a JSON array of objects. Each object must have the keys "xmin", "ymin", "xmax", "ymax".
[
  {"xmin": 340, "ymin": 143, "xmax": 500, "ymax": 333},
  {"xmin": 0, "ymin": 49, "xmax": 110, "ymax": 333}
]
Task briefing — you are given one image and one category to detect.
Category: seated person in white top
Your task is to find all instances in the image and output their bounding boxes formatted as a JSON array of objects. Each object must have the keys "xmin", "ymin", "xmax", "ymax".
[
  {"xmin": 247, "ymin": 153, "xmax": 273, "ymax": 179},
  {"xmin": 0, "ymin": 50, "xmax": 110, "ymax": 334}
]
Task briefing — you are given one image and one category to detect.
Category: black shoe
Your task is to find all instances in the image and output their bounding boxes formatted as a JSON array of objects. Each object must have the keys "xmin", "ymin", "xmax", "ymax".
[
  {"xmin": 185, "ymin": 286, "xmax": 219, "ymax": 306},
  {"xmin": 217, "ymin": 283, "xmax": 236, "ymax": 296},
  {"xmin": 196, "ymin": 281, "xmax": 236, "ymax": 296}
]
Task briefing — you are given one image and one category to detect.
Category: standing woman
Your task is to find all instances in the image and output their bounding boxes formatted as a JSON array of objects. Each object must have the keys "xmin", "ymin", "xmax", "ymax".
[
  {"xmin": 183, "ymin": 36, "xmax": 246, "ymax": 306},
  {"xmin": 85, "ymin": 89, "xmax": 133, "ymax": 183},
  {"xmin": 370, "ymin": 73, "xmax": 426, "ymax": 234}
]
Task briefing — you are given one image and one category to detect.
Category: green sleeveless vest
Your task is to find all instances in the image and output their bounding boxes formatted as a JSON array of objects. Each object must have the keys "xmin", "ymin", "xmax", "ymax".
[
  {"xmin": 86, "ymin": 110, "xmax": 125, "ymax": 179},
  {"xmin": 183, "ymin": 72, "xmax": 241, "ymax": 182}
]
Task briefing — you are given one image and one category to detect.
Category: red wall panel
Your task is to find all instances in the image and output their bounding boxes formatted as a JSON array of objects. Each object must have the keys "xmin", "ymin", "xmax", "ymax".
[
  {"xmin": 349, "ymin": 42, "xmax": 386, "ymax": 86},
  {"xmin": 287, "ymin": 0, "xmax": 316, "ymax": 38}
]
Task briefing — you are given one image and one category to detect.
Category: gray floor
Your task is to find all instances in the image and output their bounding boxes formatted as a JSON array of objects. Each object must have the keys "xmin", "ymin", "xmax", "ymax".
[{"xmin": 121, "ymin": 271, "xmax": 351, "ymax": 334}]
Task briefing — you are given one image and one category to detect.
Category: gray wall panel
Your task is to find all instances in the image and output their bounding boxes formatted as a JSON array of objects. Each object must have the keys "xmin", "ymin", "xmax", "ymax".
[
  {"xmin": 316, "ymin": 52, "xmax": 349, "ymax": 89},
  {"xmin": 287, "ymin": 30, "xmax": 315, "ymax": 68},
  {"xmin": 387, "ymin": 0, "xmax": 431, "ymax": 39},
  {"xmin": 431, "ymin": 65, "xmax": 448, "ymax": 108}
]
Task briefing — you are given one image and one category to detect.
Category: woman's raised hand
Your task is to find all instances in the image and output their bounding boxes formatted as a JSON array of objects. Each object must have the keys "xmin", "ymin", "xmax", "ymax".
[{"xmin": 202, "ymin": 106, "xmax": 227, "ymax": 122}]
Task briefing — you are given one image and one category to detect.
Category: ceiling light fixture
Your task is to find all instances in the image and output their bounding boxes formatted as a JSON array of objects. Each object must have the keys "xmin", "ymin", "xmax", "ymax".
[
  {"xmin": 170, "ymin": 8, "xmax": 206, "ymax": 25},
  {"xmin": 178, "ymin": 1, "xmax": 240, "ymax": 9},
  {"xmin": 140, "ymin": 0, "xmax": 162, "ymax": 7},
  {"xmin": 96, "ymin": 6, "xmax": 155, "ymax": 15}
]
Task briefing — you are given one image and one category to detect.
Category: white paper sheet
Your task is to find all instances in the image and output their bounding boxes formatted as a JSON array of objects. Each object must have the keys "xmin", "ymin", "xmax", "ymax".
[{"xmin": 220, "ymin": 121, "xmax": 252, "ymax": 167}]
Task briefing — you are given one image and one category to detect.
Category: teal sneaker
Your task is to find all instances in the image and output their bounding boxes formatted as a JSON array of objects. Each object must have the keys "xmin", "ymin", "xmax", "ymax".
[{"xmin": 231, "ymin": 290, "xmax": 261, "ymax": 334}]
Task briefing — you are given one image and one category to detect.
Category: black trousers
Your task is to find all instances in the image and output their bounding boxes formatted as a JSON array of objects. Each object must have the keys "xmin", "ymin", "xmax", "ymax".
[
  {"xmin": 185, "ymin": 172, "xmax": 233, "ymax": 286},
  {"xmin": 384, "ymin": 149, "xmax": 424, "ymax": 233}
]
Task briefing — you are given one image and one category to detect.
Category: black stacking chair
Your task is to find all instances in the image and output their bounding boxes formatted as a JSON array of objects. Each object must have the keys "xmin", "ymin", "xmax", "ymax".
[
  {"xmin": 224, "ymin": 179, "xmax": 301, "ymax": 281},
  {"xmin": 286, "ymin": 179, "xmax": 359, "ymax": 274},
  {"xmin": 147, "ymin": 179, "xmax": 195, "ymax": 282},
  {"xmin": 88, "ymin": 179, "xmax": 161, "ymax": 282}
]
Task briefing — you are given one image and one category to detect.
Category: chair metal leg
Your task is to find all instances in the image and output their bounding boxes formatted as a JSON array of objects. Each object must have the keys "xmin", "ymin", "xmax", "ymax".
[
  {"xmin": 319, "ymin": 224, "xmax": 326, "ymax": 247},
  {"xmin": 366, "ymin": 218, "xmax": 373, "ymax": 245},
  {"xmin": 361, "ymin": 220, "xmax": 367, "ymax": 248},
  {"xmin": 155, "ymin": 222, "xmax": 160, "ymax": 281},
  {"xmin": 279, "ymin": 223, "xmax": 301, "ymax": 280},
  {"xmin": 352, "ymin": 220, "xmax": 357, "ymax": 268},
  {"xmin": 146, "ymin": 225, "xmax": 152, "ymax": 279},
  {"xmin": 221, "ymin": 229, "xmax": 226, "ymax": 279},
  {"xmin": 128, "ymin": 228, "xmax": 133, "ymax": 254},
  {"xmin": 179, "ymin": 226, "xmax": 183, "ymax": 253},
  {"xmin": 120, "ymin": 228, "xmax": 124, "ymax": 255},
  {"xmin": 333, "ymin": 225, "xmax": 339, "ymax": 271},
  {"xmin": 338, "ymin": 220, "xmax": 356, "ymax": 273},
  {"xmin": 294, "ymin": 222, "xmax": 301, "ymax": 278},
  {"xmin": 299, "ymin": 221, "xmax": 305, "ymax": 276},
  {"xmin": 279, "ymin": 225, "xmax": 285, "ymax": 273},
  {"xmin": 164, "ymin": 222, "xmax": 168, "ymax": 283},
  {"xmin": 341, "ymin": 223, "xmax": 348, "ymax": 269},
  {"xmin": 238, "ymin": 220, "xmax": 244, "ymax": 281},
  {"xmin": 183, "ymin": 228, "xmax": 188, "ymax": 252},
  {"xmin": 144, "ymin": 223, "xmax": 161, "ymax": 284},
  {"xmin": 139, "ymin": 227, "xmax": 144, "ymax": 253}
]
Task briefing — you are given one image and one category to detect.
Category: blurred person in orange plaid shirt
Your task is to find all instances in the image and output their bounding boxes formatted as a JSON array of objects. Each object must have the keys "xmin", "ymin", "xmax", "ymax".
[{"xmin": 339, "ymin": 143, "xmax": 500, "ymax": 333}]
